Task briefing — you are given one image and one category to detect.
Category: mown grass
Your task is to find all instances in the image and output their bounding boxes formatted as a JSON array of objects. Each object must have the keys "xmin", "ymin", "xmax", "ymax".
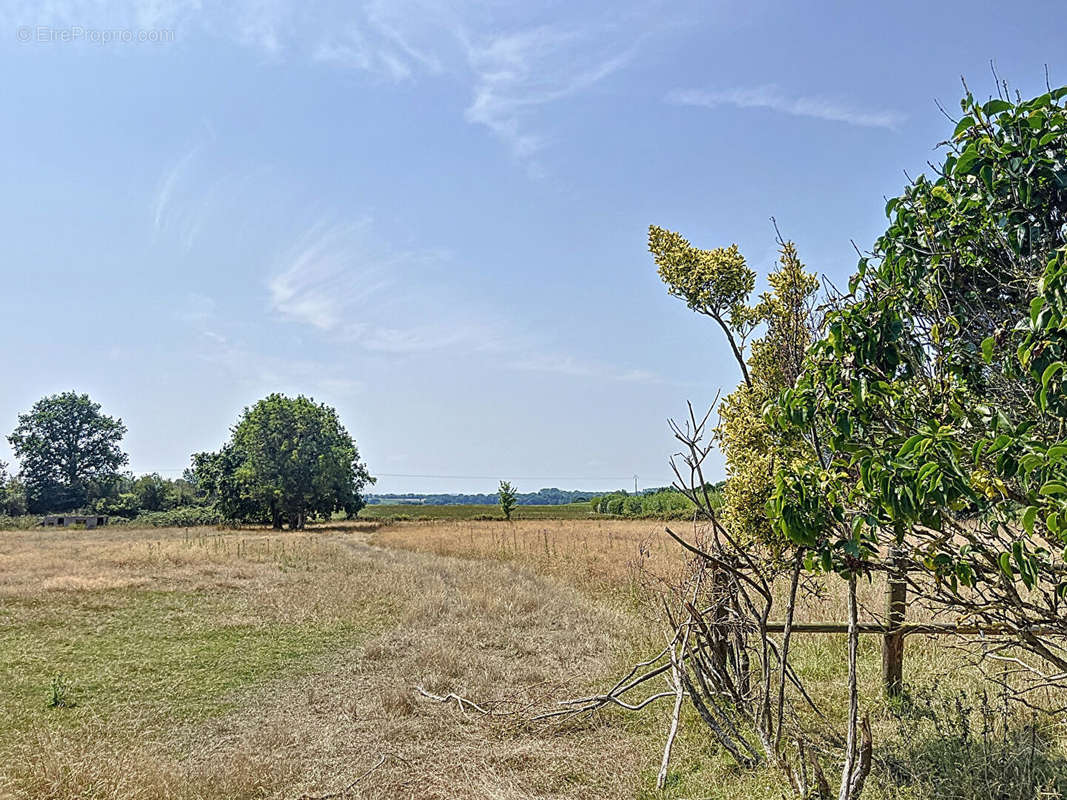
[
  {"xmin": 0, "ymin": 589, "xmax": 366, "ymax": 741},
  {"xmin": 0, "ymin": 521, "xmax": 652, "ymax": 799}
]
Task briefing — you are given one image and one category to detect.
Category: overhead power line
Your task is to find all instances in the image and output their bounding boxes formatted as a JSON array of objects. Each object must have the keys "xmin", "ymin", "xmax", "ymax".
[
  {"xmin": 134, "ymin": 469, "xmax": 677, "ymax": 485},
  {"xmin": 371, "ymin": 472, "xmax": 662, "ymax": 482}
]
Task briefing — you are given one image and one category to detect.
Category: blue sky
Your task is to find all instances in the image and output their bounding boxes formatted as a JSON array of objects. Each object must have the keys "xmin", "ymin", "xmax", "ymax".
[{"xmin": 0, "ymin": 1, "xmax": 1062, "ymax": 494}]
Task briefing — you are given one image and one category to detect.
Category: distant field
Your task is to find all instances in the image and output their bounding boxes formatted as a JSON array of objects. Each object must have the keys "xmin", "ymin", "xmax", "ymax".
[{"xmin": 358, "ymin": 502, "xmax": 595, "ymax": 520}]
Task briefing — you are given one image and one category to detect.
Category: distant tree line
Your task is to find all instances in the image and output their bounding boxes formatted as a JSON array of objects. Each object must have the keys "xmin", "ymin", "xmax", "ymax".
[
  {"xmin": 1, "ymin": 391, "xmax": 372, "ymax": 528},
  {"xmin": 366, "ymin": 487, "xmax": 596, "ymax": 506}
]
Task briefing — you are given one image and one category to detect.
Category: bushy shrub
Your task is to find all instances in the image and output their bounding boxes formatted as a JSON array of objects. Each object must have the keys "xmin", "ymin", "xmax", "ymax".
[
  {"xmin": 94, "ymin": 492, "xmax": 141, "ymax": 518},
  {"xmin": 129, "ymin": 506, "xmax": 223, "ymax": 527},
  {"xmin": 0, "ymin": 515, "xmax": 39, "ymax": 531},
  {"xmin": 592, "ymin": 489, "xmax": 704, "ymax": 518}
]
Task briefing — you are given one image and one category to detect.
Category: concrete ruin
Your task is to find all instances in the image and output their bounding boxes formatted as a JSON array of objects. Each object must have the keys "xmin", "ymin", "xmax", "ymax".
[{"xmin": 38, "ymin": 514, "xmax": 108, "ymax": 529}]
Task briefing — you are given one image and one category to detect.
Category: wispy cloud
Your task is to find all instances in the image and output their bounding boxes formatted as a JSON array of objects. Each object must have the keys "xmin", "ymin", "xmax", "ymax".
[
  {"xmin": 511, "ymin": 353, "xmax": 662, "ymax": 384},
  {"xmin": 266, "ymin": 219, "xmax": 516, "ymax": 356},
  {"xmin": 667, "ymin": 85, "xmax": 906, "ymax": 129},
  {"xmin": 265, "ymin": 219, "xmax": 665, "ymax": 380},
  {"xmin": 194, "ymin": 329, "xmax": 368, "ymax": 399},
  {"xmin": 314, "ymin": 33, "xmax": 414, "ymax": 81},
  {"xmin": 312, "ymin": 1, "xmax": 445, "ymax": 82},
  {"xmin": 151, "ymin": 127, "xmax": 250, "ymax": 250},
  {"xmin": 349, "ymin": 322, "xmax": 505, "ymax": 355},
  {"xmin": 152, "ymin": 145, "xmax": 198, "ymax": 234},
  {"xmin": 461, "ymin": 24, "xmax": 639, "ymax": 163},
  {"xmin": 0, "ymin": 0, "xmax": 200, "ymax": 30},
  {"xmin": 173, "ymin": 292, "xmax": 217, "ymax": 325},
  {"xmin": 266, "ymin": 219, "xmax": 407, "ymax": 332},
  {"xmin": 15, "ymin": 1, "xmax": 662, "ymax": 167}
]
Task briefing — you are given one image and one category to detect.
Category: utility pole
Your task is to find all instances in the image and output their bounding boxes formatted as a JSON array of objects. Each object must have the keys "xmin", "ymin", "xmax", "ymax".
[{"xmin": 634, "ymin": 474, "xmax": 639, "ymax": 495}]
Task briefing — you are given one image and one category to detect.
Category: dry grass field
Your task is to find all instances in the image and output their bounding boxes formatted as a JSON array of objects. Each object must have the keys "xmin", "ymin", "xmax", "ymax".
[
  {"xmin": 0, "ymin": 521, "xmax": 649, "ymax": 799},
  {"xmin": 2, "ymin": 518, "xmax": 1066, "ymax": 799},
  {"xmin": 374, "ymin": 519, "xmax": 1067, "ymax": 800}
]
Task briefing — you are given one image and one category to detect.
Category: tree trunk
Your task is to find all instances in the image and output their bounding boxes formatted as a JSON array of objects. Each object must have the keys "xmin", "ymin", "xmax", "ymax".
[{"xmin": 839, "ymin": 574, "xmax": 872, "ymax": 800}]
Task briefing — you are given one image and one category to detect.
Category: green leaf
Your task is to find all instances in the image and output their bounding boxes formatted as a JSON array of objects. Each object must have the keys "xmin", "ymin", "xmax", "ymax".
[
  {"xmin": 1031, "ymin": 297, "xmax": 1046, "ymax": 325},
  {"xmin": 1042, "ymin": 362, "xmax": 1065, "ymax": 390},
  {"xmin": 1023, "ymin": 505, "xmax": 1039, "ymax": 535},
  {"xmin": 999, "ymin": 552, "xmax": 1014, "ymax": 577},
  {"xmin": 981, "ymin": 336, "xmax": 995, "ymax": 364},
  {"xmin": 983, "ymin": 99, "xmax": 1012, "ymax": 115},
  {"xmin": 1039, "ymin": 481, "xmax": 1067, "ymax": 496},
  {"xmin": 897, "ymin": 434, "xmax": 925, "ymax": 458},
  {"xmin": 953, "ymin": 116, "xmax": 976, "ymax": 137},
  {"xmin": 917, "ymin": 462, "xmax": 939, "ymax": 484},
  {"xmin": 954, "ymin": 144, "xmax": 981, "ymax": 174}
]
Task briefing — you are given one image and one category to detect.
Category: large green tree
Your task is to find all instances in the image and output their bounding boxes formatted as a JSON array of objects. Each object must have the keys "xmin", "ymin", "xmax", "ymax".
[
  {"xmin": 194, "ymin": 394, "xmax": 373, "ymax": 528},
  {"xmin": 8, "ymin": 391, "xmax": 128, "ymax": 513},
  {"xmin": 768, "ymin": 85, "xmax": 1067, "ymax": 672}
]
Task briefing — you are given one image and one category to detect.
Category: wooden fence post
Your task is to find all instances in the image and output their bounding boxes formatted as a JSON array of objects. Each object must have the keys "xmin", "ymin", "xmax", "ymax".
[{"xmin": 882, "ymin": 548, "xmax": 906, "ymax": 696}]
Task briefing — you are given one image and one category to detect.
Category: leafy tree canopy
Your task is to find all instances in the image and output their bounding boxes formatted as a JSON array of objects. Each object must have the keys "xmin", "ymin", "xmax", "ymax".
[
  {"xmin": 650, "ymin": 227, "xmax": 759, "ymax": 385},
  {"xmin": 193, "ymin": 394, "xmax": 373, "ymax": 529},
  {"xmin": 652, "ymin": 226, "xmax": 819, "ymax": 543},
  {"xmin": 7, "ymin": 391, "xmax": 128, "ymax": 513},
  {"xmin": 766, "ymin": 84, "xmax": 1067, "ymax": 667}
]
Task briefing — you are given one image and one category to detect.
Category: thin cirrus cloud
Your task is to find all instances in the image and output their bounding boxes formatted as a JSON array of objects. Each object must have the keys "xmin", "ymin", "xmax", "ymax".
[
  {"xmin": 267, "ymin": 220, "xmax": 397, "ymax": 333},
  {"xmin": 150, "ymin": 134, "xmax": 259, "ymax": 252},
  {"xmin": 511, "ymin": 354, "xmax": 663, "ymax": 385},
  {"xmin": 8, "ymin": 0, "xmax": 658, "ymax": 167},
  {"xmin": 667, "ymin": 85, "xmax": 906, "ymax": 129},
  {"xmin": 151, "ymin": 145, "xmax": 198, "ymax": 235},
  {"xmin": 195, "ymin": 329, "xmax": 368, "ymax": 400},
  {"xmin": 461, "ymin": 24, "xmax": 642, "ymax": 162},
  {"xmin": 266, "ymin": 220, "xmax": 518, "ymax": 356},
  {"xmin": 266, "ymin": 221, "xmax": 664, "ymax": 379},
  {"xmin": 148, "ymin": 148, "xmax": 521, "ymax": 361}
]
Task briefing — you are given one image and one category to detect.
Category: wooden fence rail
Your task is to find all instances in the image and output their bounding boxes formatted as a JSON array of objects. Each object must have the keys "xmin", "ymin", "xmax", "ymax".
[
  {"xmin": 748, "ymin": 551, "xmax": 1060, "ymax": 696},
  {"xmin": 708, "ymin": 617, "xmax": 1063, "ymax": 696}
]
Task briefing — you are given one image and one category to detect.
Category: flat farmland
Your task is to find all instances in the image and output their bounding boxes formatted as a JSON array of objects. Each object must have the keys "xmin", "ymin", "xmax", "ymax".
[
  {"xmin": 0, "ymin": 521, "xmax": 649, "ymax": 799},
  {"xmin": 1, "ymin": 519, "xmax": 1062, "ymax": 800}
]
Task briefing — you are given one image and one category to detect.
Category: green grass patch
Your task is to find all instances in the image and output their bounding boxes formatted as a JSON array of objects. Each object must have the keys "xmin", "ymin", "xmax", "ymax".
[{"xmin": 0, "ymin": 586, "xmax": 380, "ymax": 749}]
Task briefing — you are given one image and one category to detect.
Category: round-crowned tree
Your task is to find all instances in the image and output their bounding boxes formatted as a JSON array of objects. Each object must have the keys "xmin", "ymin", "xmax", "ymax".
[
  {"xmin": 8, "ymin": 391, "xmax": 128, "ymax": 513},
  {"xmin": 194, "ymin": 394, "xmax": 372, "ymax": 529}
]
